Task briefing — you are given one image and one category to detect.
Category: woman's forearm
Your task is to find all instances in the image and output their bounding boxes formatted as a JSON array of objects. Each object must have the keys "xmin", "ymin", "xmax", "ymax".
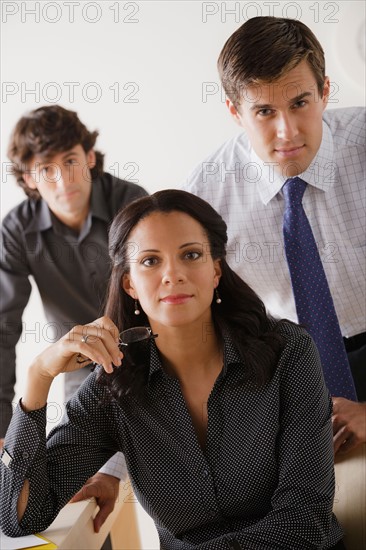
[
  {"xmin": 16, "ymin": 361, "xmax": 53, "ymax": 522},
  {"xmin": 17, "ymin": 479, "xmax": 30, "ymax": 521},
  {"xmin": 2, "ymin": 318, "xmax": 121, "ymax": 533},
  {"xmin": 22, "ymin": 360, "xmax": 53, "ymax": 412}
]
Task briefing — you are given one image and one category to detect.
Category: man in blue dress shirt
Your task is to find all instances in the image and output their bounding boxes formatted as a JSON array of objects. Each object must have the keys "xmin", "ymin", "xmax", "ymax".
[{"xmin": 185, "ymin": 17, "xmax": 366, "ymax": 455}]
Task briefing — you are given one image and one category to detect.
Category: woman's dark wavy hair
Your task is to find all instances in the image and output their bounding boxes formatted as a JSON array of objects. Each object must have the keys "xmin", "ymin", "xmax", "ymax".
[
  {"xmin": 8, "ymin": 105, "xmax": 104, "ymax": 199},
  {"xmin": 98, "ymin": 189, "xmax": 285, "ymax": 401}
]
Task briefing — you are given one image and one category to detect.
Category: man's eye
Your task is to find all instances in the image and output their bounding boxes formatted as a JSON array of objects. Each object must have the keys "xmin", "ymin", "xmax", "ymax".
[
  {"xmin": 65, "ymin": 159, "xmax": 78, "ymax": 165},
  {"xmin": 41, "ymin": 166, "xmax": 56, "ymax": 177},
  {"xmin": 41, "ymin": 165, "xmax": 59, "ymax": 175},
  {"xmin": 292, "ymin": 100, "xmax": 307, "ymax": 109},
  {"xmin": 257, "ymin": 109, "xmax": 274, "ymax": 117}
]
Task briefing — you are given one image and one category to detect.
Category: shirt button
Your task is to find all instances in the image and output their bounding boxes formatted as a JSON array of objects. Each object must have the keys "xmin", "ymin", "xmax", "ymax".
[
  {"xmin": 202, "ymin": 469, "xmax": 209, "ymax": 478},
  {"xmin": 22, "ymin": 452, "xmax": 29, "ymax": 459}
]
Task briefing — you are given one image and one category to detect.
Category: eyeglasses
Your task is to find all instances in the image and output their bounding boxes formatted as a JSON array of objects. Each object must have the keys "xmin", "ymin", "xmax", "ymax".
[
  {"xmin": 77, "ymin": 326, "xmax": 158, "ymax": 365},
  {"xmin": 119, "ymin": 327, "xmax": 158, "ymax": 347}
]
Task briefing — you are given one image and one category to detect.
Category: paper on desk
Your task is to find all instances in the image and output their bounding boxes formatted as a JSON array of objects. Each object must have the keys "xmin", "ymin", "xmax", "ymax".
[{"xmin": 0, "ymin": 529, "xmax": 56, "ymax": 550}]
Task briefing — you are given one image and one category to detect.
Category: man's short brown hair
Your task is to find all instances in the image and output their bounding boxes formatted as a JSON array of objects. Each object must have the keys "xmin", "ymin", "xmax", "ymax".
[
  {"xmin": 7, "ymin": 105, "xmax": 105, "ymax": 199},
  {"xmin": 218, "ymin": 16, "xmax": 325, "ymax": 108}
]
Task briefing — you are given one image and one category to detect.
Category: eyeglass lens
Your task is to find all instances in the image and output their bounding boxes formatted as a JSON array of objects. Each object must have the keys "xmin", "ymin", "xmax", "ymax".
[{"xmin": 119, "ymin": 327, "xmax": 157, "ymax": 346}]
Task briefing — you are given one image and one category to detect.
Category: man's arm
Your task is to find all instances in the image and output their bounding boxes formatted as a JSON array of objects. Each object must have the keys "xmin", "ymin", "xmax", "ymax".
[
  {"xmin": 70, "ymin": 472, "xmax": 121, "ymax": 533},
  {"xmin": 69, "ymin": 451, "xmax": 128, "ymax": 532},
  {"xmin": 0, "ymin": 220, "xmax": 32, "ymax": 438},
  {"xmin": 332, "ymin": 397, "xmax": 366, "ymax": 454}
]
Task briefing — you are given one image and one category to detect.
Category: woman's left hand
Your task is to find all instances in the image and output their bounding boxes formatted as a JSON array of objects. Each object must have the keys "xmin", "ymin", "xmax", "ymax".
[
  {"xmin": 31, "ymin": 316, "xmax": 123, "ymax": 381},
  {"xmin": 22, "ymin": 316, "xmax": 123, "ymax": 414}
]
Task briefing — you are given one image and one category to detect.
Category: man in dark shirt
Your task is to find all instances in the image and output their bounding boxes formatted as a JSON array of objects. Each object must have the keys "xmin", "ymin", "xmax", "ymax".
[{"xmin": 0, "ymin": 105, "xmax": 147, "ymax": 451}]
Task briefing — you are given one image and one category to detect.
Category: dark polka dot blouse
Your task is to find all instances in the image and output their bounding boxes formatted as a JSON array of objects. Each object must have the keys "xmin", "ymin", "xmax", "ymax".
[{"xmin": 1, "ymin": 322, "xmax": 343, "ymax": 548}]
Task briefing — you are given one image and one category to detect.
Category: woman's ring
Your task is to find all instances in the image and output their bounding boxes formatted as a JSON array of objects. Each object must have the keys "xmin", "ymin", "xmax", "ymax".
[{"xmin": 81, "ymin": 335, "xmax": 89, "ymax": 344}]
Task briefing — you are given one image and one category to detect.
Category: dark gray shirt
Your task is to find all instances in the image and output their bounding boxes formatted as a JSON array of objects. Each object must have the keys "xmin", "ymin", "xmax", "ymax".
[
  {"xmin": 0, "ymin": 323, "xmax": 343, "ymax": 548},
  {"xmin": 0, "ymin": 173, "xmax": 147, "ymax": 436}
]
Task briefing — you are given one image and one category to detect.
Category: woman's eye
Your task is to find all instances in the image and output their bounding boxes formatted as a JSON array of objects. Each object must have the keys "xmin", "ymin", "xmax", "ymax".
[
  {"xmin": 184, "ymin": 251, "xmax": 202, "ymax": 260},
  {"xmin": 141, "ymin": 257, "xmax": 158, "ymax": 267}
]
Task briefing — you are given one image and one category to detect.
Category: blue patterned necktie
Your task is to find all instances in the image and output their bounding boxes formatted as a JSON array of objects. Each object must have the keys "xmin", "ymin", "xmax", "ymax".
[{"xmin": 282, "ymin": 177, "xmax": 357, "ymax": 400}]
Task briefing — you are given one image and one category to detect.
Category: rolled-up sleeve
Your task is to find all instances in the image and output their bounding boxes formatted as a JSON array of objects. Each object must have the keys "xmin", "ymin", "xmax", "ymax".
[{"xmin": 0, "ymin": 373, "xmax": 119, "ymax": 537}]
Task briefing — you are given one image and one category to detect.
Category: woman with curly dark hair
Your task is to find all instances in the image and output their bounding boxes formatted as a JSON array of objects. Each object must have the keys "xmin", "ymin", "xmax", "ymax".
[{"xmin": 1, "ymin": 190, "xmax": 345, "ymax": 549}]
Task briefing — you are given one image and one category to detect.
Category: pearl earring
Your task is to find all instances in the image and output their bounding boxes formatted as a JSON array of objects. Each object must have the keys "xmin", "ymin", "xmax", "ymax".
[
  {"xmin": 134, "ymin": 299, "xmax": 141, "ymax": 315},
  {"xmin": 215, "ymin": 289, "xmax": 222, "ymax": 304}
]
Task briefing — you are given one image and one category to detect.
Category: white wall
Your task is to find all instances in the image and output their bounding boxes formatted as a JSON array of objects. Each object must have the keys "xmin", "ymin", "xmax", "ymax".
[{"xmin": 1, "ymin": 2, "xmax": 365, "ymax": 547}]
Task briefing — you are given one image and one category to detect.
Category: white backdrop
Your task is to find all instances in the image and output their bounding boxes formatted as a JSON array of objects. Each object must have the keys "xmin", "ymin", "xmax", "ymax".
[{"xmin": 1, "ymin": 1, "xmax": 365, "ymax": 546}]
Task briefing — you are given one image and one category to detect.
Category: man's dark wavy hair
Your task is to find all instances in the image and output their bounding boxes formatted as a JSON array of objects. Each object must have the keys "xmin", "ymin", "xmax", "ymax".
[
  {"xmin": 7, "ymin": 105, "xmax": 104, "ymax": 199},
  {"xmin": 98, "ymin": 189, "xmax": 286, "ymax": 402}
]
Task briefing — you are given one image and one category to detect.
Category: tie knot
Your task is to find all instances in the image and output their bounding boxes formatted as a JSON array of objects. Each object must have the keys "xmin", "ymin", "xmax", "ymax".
[{"xmin": 282, "ymin": 177, "xmax": 307, "ymax": 207}]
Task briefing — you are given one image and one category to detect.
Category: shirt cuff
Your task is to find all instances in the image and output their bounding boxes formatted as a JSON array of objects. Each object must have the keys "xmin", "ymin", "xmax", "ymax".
[
  {"xmin": 1, "ymin": 400, "xmax": 47, "ymax": 475},
  {"xmin": 98, "ymin": 451, "xmax": 128, "ymax": 481}
]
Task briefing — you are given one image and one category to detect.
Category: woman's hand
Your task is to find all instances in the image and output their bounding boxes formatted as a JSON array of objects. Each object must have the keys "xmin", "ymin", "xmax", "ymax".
[
  {"xmin": 22, "ymin": 317, "xmax": 123, "ymax": 413},
  {"xmin": 33, "ymin": 316, "xmax": 123, "ymax": 380}
]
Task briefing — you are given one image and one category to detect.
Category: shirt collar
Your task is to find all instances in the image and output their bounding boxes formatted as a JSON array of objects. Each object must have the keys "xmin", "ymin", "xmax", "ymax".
[
  {"xmin": 24, "ymin": 199, "xmax": 53, "ymax": 234},
  {"xmin": 251, "ymin": 119, "xmax": 335, "ymax": 205},
  {"xmin": 23, "ymin": 177, "xmax": 109, "ymax": 235},
  {"xmin": 221, "ymin": 330, "xmax": 243, "ymax": 376},
  {"xmin": 147, "ymin": 329, "xmax": 243, "ymax": 384},
  {"xmin": 89, "ymin": 177, "xmax": 110, "ymax": 223}
]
